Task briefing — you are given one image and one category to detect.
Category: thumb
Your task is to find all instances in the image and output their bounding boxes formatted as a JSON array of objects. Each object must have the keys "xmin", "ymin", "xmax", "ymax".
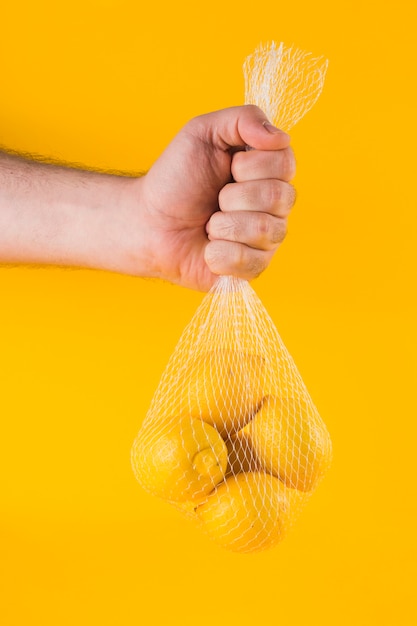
[{"xmin": 188, "ymin": 105, "xmax": 291, "ymax": 151}]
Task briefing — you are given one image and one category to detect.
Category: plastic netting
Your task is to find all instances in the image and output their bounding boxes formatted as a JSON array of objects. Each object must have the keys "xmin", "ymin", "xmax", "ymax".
[{"xmin": 131, "ymin": 42, "xmax": 331, "ymax": 554}]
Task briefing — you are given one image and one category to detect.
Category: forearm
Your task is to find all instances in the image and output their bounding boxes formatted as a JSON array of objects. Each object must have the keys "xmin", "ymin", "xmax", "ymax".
[{"xmin": 0, "ymin": 149, "xmax": 150, "ymax": 274}]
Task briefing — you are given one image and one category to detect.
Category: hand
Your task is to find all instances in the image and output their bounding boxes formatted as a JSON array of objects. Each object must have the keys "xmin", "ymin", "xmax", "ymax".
[
  {"xmin": 0, "ymin": 106, "xmax": 296, "ymax": 292},
  {"xmin": 134, "ymin": 105, "xmax": 296, "ymax": 291}
]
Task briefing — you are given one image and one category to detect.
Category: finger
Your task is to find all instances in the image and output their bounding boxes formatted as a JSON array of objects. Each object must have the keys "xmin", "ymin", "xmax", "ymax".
[
  {"xmin": 231, "ymin": 146, "xmax": 296, "ymax": 183},
  {"xmin": 206, "ymin": 211, "xmax": 287, "ymax": 251},
  {"xmin": 204, "ymin": 240, "xmax": 275, "ymax": 280},
  {"xmin": 187, "ymin": 105, "xmax": 291, "ymax": 152},
  {"xmin": 218, "ymin": 179, "xmax": 296, "ymax": 218}
]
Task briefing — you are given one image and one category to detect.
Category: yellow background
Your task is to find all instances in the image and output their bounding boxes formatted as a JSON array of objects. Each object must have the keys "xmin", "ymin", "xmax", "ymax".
[{"xmin": 1, "ymin": 1, "xmax": 416, "ymax": 624}]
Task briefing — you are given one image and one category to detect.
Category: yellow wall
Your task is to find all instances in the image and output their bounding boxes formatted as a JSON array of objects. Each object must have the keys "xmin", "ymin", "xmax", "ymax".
[{"xmin": 1, "ymin": 1, "xmax": 416, "ymax": 624}]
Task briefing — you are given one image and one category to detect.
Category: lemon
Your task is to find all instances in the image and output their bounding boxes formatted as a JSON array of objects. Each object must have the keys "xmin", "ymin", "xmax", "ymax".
[
  {"xmin": 131, "ymin": 419, "xmax": 228, "ymax": 503},
  {"xmin": 195, "ymin": 471, "xmax": 298, "ymax": 553},
  {"xmin": 179, "ymin": 350, "xmax": 265, "ymax": 437},
  {"xmin": 243, "ymin": 395, "xmax": 332, "ymax": 492},
  {"xmin": 225, "ymin": 430, "xmax": 259, "ymax": 477}
]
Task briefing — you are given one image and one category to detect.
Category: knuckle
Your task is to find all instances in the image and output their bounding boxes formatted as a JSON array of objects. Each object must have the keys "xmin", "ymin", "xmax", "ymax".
[
  {"xmin": 239, "ymin": 183, "xmax": 253, "ymax": 206},
  {"xmin": 267, "ymin": 180, "xmax": 283, "ymax": 207},
  {"xmin": 206, "ymin": 211, "xmax": 219, "ymax": 238},
  {"xmin": 218, "ymin": 184, "xmax": 232, "ymax": 211},
  {"xmin": 230, "ymin": 151, "xmax": 246, "ymax": 180},
  {"xmin": 256, "ymin": 212, "xmax": 273, "ymax": 238},
  {"xmin": 244, "ymin": 103, "xmax": 263, "ymax": 116},
  {"xmin": 222, "ymin": 216, "xmax": 241, "ymax": 241},
  {"xmin": 266, "ymin": 180, "xmax": 297, "ymax": 215},
  {"xmin": 256, "ymin": 213, "xmax": 287, "ymax": 245},
  {"xmin": 280, "ymin": 147, "xmax": 296, "ymax": 180},
  {"xmin": 271, "ymin": 219, "xmax": 287, "ymax": 244},
  {"xmin": 235, "ymin": 244, "xmax": 267, "ymax": 278},
  {"xmin": 246, "ymin": 253, "xmax": 267, "ymax": 278},
  {"xmin": 204, "ymin": 240, "xmax": 224, "ymax": 270},
  {"xmin": 184, "ymin": 114, "xmax": 205, "ymax": 135},
  {"xmin": 209, "ymin": 211, "xmax": 241, "ymax": 242},
  {"xmin": 219, "ymin": 182, "xmax": 251, "ymax": 212},
  {"xmin": 287, "ymin": 183, "xmax": 297, "ymax": 208}
]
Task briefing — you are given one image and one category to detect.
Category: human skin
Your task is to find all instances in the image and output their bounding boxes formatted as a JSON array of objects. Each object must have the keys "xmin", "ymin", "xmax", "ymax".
[{"xmin": 0, "ymin": 105, "xmax": 296, "ymax": 292}]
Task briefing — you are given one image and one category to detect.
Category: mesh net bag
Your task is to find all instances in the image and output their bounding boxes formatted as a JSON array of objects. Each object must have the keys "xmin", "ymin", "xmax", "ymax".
[{"xmin": 131, "ymin": 42, "xmax": 332, "ymax": 554}]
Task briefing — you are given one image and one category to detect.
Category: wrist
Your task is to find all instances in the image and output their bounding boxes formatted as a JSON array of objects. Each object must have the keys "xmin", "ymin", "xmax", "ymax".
[{"xmin": 80, "ymin": 173, "xmax": 158, "ymax": 278}]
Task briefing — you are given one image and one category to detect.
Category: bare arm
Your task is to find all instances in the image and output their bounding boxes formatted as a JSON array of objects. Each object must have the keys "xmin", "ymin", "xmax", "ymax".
[
  {"xmin": 0, "ymin": 106, "xmax": 296, "ymax": 291},
  {"xmin": 0, "ymin": 149, "xmax": 150, "ymax": 274}
]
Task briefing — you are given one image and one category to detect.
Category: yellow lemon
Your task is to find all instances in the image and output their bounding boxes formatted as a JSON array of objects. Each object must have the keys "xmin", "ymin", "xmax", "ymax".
[
  {"xmin": 243, "ymin": 396, "xmax": 332, "ymax": 492},
  {"xmin": 195, "ymin": 472, "xmax": 299, "ymax": 553},
  {"xmin": 179, "ymin": 350, "xmax": 265, "ymax": 437},
  {"xmin": 131, "ymin": 419, "xmax": 228, "ymax": 503},
  {"xmin": 225, "ymin": 430, "xmax": 259, "ymax": 477}
]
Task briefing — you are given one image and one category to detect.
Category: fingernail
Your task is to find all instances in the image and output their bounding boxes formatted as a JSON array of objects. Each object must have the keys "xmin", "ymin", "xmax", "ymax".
[{"xmin": 263, "ymin": 121, "xmax": 289, "ymax": 137}]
